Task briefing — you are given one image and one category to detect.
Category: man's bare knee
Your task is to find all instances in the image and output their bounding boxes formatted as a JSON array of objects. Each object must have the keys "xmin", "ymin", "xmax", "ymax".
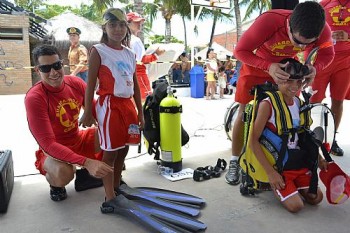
[{"xmin": 44, "ymin": 157, "xmax": 74, "ymax": 187}]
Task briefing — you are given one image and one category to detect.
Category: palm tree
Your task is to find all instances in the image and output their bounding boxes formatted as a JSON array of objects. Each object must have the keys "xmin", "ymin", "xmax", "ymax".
[
  {"xmin": 241, "ymin": 0, "xmax": 270, "ymax": 21},
  {"xmin": 232, "ymin": 0, "xmax": 242, "ymax": 42}
]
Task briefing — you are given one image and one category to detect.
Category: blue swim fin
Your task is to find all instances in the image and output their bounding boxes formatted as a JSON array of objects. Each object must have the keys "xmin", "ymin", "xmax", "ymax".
[
  {"xmin": 118, "ymin": 184, "xmax": 201, "ymax": 217},
  {"xmin": 101, "ymin": 194, "xmax": 207, "ymax": 233},
  {"xmin": 133, "ymin": 200, "xmax": 207, "ymax": 232},
  {"xmin": 135, "ymin": 187, "xmax": 205, "ymax": 207}
]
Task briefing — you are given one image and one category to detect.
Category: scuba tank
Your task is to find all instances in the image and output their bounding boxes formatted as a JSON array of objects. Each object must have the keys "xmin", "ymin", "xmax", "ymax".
[{"xmin": 159, "ymin": 86, "xmax": 182, "ymax": 172}]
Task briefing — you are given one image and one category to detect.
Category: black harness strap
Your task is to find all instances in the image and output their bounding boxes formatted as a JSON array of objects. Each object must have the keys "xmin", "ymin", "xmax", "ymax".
[
  {"xmin": 269, "ymin": 91, "xmax": 292, "ymax": 173},
  {"xmin": 159, "ymin": 105, "xmax": 182, "ymax": 114}
]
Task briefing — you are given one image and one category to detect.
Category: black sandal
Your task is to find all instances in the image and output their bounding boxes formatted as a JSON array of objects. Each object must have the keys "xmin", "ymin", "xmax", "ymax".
[
  {"xmin": 193, "ymin": 167, "xmax": 211, "ymax": 181},
  {"xmin": 193, "ymin": 159, "xmax": 227, "ymax": 181}
]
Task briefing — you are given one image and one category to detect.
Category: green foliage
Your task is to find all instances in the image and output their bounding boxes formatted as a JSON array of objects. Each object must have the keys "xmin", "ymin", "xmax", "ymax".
[
  {"xmin": 148, "ymin": 34, "xmax": 183, "ymax": 44},
  {"xmin": 35, "ymin": 5, "xmax": 71, "ymax": 19},
  {"xmin": 240, "ymin": 0, "xmax": 271, "ymax": 21},
  {"xmin": 71, "ymin": 4, "xmax": 104, "ymax": 23},
  {"xmin": 14, "ymin": 0, "xmax": 45, "ymax": 11},
  {"xmin": 14, "ymin": 0, "xmax": 104, "ymax": 23}
]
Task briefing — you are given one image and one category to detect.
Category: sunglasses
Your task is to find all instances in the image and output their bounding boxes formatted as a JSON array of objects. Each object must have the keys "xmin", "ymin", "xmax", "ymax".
[
  {"xmin": 290, "ymin": 26, "xmax": 317, "ymax": 46},
  {"xmin": 38, "ymin": 60, "xmax": 63, "ymax": 73}
]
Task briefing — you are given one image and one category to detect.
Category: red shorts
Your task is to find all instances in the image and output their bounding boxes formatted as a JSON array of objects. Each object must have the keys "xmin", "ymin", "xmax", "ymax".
[
  {"xmin": 35, "ymin": 128, "xmax": 103, "ymax": 175},
  {"xmin": 311, "ymin": 53, "xmax": 350, "ymax": 102},
  {"xmin": 276, "ymin": 168, "xmax": 311, "ymax": 202},
  {"xmin": 96, "ymin": 95, "xmax": 140, "ymax": 151},
  {"xmin": 137, "ymin": 72, "xmax": 151, "ymax": 101},
  {"xmin": 235, "ymin": 64, "xmax": 275, "ymax": 104}
]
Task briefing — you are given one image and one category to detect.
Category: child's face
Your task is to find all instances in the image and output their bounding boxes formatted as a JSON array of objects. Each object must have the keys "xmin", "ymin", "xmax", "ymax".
[
  {"xmin": 104, "ymin": 20, "xmax": 128, "ymax": 42},
  {"xmin": 279, "ymin": 79, "xmax": 303, "ymax": 97}
]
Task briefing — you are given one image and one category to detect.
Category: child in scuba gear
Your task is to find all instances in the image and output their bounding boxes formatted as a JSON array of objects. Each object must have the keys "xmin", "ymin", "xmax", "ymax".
[{"xmin": 250, "ymin": 58, "xmax": 328, "ymax": 213}]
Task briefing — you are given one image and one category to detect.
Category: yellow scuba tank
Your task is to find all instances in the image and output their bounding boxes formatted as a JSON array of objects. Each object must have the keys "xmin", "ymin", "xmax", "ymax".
[{"xmin": 159, "ymin": 86, "xmax": 182, "ymax": 172}]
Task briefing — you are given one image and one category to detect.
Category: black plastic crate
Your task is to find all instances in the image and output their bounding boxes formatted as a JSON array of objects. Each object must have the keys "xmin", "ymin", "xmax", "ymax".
[{"xmin": 0, "ymin": 150, "xmax": 14, "ymax": 213}]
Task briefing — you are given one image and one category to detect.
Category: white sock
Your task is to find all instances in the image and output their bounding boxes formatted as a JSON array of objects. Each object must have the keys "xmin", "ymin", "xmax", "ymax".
[{"xmin": 231, "ymin": 156, "xmax": 238, "ymax": 161}]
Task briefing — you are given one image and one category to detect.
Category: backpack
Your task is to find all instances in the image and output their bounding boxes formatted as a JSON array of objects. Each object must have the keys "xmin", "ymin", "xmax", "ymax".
[{"xmin": 143, "ymin": 79, "xmax": 189, "ymax": 160}]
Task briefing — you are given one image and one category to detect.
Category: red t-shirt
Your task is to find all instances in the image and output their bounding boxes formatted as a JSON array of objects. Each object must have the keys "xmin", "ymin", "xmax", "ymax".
[
  {"xmin": 25, "ymin": 75, "xmax": 89, "ymax": 165},
  {"xmin": 234, "ymin": 10, "xmax": 334, "ymax": 72},
  {"xmin": 321, "ymin": 0, "xmax": 350, "ymax": 55}
]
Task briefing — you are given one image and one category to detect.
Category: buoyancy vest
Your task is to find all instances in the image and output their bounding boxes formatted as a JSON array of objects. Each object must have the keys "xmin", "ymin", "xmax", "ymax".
[
  {"xmin": 261, "ymin": 91, "xmax": 313, "ymax": 171},
  {"xmin": 239, "ymin": 89, "xmax": 319, "ymax": 194}
]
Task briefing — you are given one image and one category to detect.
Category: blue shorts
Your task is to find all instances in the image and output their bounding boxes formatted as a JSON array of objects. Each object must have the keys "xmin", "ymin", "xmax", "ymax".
[{"xmin": 76, "ymin": 70, "xmax": 88, "ymax": 82}]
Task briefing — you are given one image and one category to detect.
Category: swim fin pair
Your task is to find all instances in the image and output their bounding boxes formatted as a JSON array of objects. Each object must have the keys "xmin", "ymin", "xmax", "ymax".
[{"xmin": 101, "ymin": 184, "xmax": 207, "ymax": 232}]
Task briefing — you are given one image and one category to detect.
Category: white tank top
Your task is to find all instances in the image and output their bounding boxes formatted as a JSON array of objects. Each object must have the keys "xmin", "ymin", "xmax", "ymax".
[
  {"xmin": 94, "ymin": 43, "xmax": 136, "ymax": 98},
  {"xmin": 266, "ymin": 96, "xmax": 300, "ymax": 149}
]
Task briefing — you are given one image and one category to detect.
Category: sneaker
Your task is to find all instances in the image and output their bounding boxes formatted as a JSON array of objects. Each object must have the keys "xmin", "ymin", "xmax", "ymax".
[
  {"xmin": 75, "ymin": 168, "xmax": 103, "ymax": 192},
  {"xmin": 225, "ymin": 160, "xmax": 241, "ymax": 185},
  {"xmin": 330, "ymin": 141, "xmax": 344, "ymax": 157},
  {"xmin": 50, "ymin": 186, "xmax": 67, "ymax": 201}
]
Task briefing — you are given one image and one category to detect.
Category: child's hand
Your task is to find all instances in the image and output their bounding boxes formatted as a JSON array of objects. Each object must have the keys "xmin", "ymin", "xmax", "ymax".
[
  {"xmin": 79, "ymin": 112, "xmax": 96, "ymax": 128},
  {"xmin": 138, "ymin": 113, "xmax": 144, "ymax": 130},
  {"xmin": 267, "ymin": 170, "xmax": 285, "ymax": 190},
  {"xmin": 318, "ymin": 158, "xmax": 329, "ymax": 171}
]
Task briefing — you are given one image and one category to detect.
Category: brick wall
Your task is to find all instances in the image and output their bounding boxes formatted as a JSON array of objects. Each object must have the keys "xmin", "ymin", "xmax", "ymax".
[
  {"xmin": 213, "ymin": 31, "xmax": 237, "ymax": 54},
  {"xmin": 0, "ymin": 14, "xmax": 32, "ymax": 95}
]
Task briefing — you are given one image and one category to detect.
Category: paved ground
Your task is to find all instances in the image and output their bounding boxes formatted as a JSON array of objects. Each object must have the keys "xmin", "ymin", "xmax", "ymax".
[{"xmin": 1, "ymin": 92, "xmax": 350, "ymax": 233}]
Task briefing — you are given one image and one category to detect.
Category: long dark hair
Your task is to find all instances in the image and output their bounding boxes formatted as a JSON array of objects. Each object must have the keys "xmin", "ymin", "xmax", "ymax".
[{"xmin": 100, "ymin": 8, "xmax": 132, "ymax": 47}]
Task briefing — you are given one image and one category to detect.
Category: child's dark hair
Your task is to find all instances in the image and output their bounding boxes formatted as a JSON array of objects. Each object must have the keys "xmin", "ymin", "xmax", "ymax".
[
  {"xmin": 101, "ymin": 8, "xmax": 131, "ymax": 47},
  {"xmin": 32, "ymin": 44, "xmax": 61, "ymax": 65},
  {"xmin": 290, "ymin": 1, "xmax": 325, "ymax": 39},
  {"xmin": 219, "ymin": 66, "xmax": 225, "ymax": 73}
]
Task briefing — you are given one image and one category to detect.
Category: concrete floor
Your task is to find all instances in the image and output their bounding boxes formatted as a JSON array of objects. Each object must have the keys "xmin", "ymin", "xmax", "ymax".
[{"xmin": 1, "ymin": 92, "xmax": 350, "ymax": 233}]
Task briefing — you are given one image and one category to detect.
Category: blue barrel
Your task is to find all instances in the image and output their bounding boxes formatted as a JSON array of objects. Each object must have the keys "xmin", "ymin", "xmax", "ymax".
[{"xmin": 189, "ymin": 65, "xmax": 205, "ymax": 98}]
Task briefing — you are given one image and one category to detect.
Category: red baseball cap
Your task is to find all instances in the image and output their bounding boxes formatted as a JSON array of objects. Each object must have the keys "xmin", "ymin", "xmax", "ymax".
[
  {"xmin": 126, "ymin": 12, "xmax": 145, "ymax": 22},
  {"xmin": 319, "ymin": 162, "xmax": 350, "ymax": 205}
]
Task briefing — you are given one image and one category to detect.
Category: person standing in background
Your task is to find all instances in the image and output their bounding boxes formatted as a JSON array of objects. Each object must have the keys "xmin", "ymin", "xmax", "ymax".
[
  {"xmin": 205, "ymin": 48, "xmax": 218, "ymax": 100},
  {"xmin": 67, "ymin": 27, "xmax": 89, "ymax": 82},
  {"xmin": 310, "ymin": 0, "xmax": 350, "ymax": 157},
  {"xmin": 217, "ymin": 66, "xmax": 227, "ymax": 99},
  {"xmin": 171, "ymin": 59, "xmax": 182, "ymax": 84},
  {"xmin": 180, "ymin": 52, "xmax": 191, "ymax": 83},
  {"xmin": 127, "ymin": 12, "xmax": 165, "ymax": 101},
  {"xmin": 224, "ymin": 55, "xmax": 234, "ymax": 82}
]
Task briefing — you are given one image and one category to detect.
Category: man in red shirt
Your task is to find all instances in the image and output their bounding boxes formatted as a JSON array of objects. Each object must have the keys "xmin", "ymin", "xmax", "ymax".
[
  {"xmin": 310, "ymin": 0, "xmax": 350, "ymax": 157},
  {"xmin": 225, "ymin": 1, "xmax": 335, "ymax": 185},
  {"xmin": 25, "ymin": 45, "xmax": 113, "ymax": 201}
]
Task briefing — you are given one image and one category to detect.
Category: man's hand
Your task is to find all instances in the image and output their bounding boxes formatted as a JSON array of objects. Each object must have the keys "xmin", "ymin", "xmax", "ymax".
[
  {"xmin": 332, "ymin": 30, "xmax": 349, "ymax": 42},
  {"xmin": 155, "ymin": 47, "xmax": 165, "ymax": 56},
  {"xmin": 83, "ymin": 158, "xmax": 114, "ymax": 178},
  {"xmin": 302, "ymin": 64, "xmax": 316, "ymax": 89},
  {"xmin": 268, "ymin": 63, "xmax": 290, "ymax": 84}
]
